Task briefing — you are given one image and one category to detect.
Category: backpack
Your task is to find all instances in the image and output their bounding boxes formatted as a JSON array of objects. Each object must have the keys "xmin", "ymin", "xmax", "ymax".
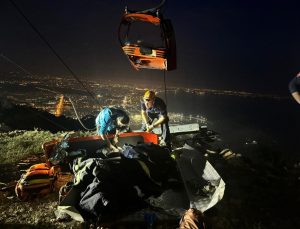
[{"xmin": 15, "ymin": 163, "xmax": 55, "ymax": 201}]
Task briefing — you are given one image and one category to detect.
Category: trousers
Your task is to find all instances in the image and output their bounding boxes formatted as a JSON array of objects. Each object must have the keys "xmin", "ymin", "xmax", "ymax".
[{"xmin": 141, "ymin": 113, "xmax": 171, "ymax": 147}]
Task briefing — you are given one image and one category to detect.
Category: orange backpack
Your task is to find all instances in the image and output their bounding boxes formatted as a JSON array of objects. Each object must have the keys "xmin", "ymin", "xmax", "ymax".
[{"xmin": 15, "ymin": 163, "xmax": 55, "ymax": 201}]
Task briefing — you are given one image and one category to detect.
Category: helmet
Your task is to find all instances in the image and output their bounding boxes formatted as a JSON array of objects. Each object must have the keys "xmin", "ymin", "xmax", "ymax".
[{"xmin": 143, "ymin": 90, "xmax": 155, "ymax": 100}]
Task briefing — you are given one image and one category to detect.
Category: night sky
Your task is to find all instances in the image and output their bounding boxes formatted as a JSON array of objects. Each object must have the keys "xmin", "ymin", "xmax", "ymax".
[{"xmin": 1, "ymin": 0, "xmax": 300, "ymax": 95}]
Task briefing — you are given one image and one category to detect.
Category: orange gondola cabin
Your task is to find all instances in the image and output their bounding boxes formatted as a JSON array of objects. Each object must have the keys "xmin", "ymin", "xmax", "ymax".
[{"xmin": 119, "ymin": 7, "xmax": 176, "ymax": 71}]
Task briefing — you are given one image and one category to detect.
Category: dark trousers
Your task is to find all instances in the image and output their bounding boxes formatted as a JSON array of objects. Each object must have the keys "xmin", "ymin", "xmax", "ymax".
[{"xmin": 141, "ymin": 113, "xmax": 171, "ymax": 147}]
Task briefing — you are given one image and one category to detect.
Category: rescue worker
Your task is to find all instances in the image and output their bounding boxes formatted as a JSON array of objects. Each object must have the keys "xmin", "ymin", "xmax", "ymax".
[
  {"xmin": 95, "ymin": 107, "xmax": 129, "ymax": 151},
  {"xmin": 141, "ymin": 90, "xmax": 171, "ymax": 148},
  {"xmin": 289, "ymin": 72, "xmax": 300, "ymax": 104}
]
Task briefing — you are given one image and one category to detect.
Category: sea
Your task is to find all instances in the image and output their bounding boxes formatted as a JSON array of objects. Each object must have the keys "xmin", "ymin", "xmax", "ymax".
[{"xmin": 161, "ymin": 91, "xmax": 300, "ymax": 158}]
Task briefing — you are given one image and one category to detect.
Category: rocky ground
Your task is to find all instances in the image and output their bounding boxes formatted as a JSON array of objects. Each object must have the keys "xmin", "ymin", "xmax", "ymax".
[
  {"xmin": 0, "ymin": 155, "xmax": 83, "ymax": 229},
  {"xmin": 0, "ymin": 131, "xmax": 300, "ymax": 229},
  {"xmin": 0, "ymin": 192, "xmax": 83, "ymax": 229}
]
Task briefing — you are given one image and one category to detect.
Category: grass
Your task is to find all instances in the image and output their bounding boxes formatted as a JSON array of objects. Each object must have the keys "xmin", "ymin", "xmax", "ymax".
[
  {"xmin": 0, "ymin": 130, "xmax": 94, "ymax": 164},
  {"xmin": 0, "ymin": 129, "xmax": 299, "ymax": 228}
]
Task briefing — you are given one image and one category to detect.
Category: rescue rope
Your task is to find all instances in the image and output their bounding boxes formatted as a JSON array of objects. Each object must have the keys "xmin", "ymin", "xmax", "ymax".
[{"xmin": 68, "ymin": 97, "xmax": 96, "ymax": 131}]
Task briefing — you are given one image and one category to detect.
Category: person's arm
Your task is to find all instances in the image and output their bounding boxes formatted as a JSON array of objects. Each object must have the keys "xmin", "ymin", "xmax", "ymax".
[
  {"xmin": 291, "ymin": 92, "xmax": 300, "ymax": 104},
  {"xmin": 96, "ymin": 124, "xmax": 100, "ymax": 134},
  {"xmin": 99, "ymin": 120, "xmax": 119, "ymax": 151},
  {"xmin": 141, "ymin": 109, "xmax": 150, "ymax": 127},
  {"xmin": 147, "ymin": 115, "xmax": 166, "ymax": 132},
  {"xmin": 99, "ymin": 133, "xmax": 111, "ymax": 147},
  {"xmin": 95, "ymin": 114, "xmax": 101, "ymax": 134},
  {"xmin": 113, "ymin": 129, "xmax": 120, "ymax": 144},
  {"xmin": 147, "ymin": 98, "xmax": 168, "ymax": 131},
  {"xmin": 100, "ymin": 133, "xmax": 119, "ymax": 151},
  {"xmin": 289, "ymin": 77, "xmax": 300, "ymax": 104}
]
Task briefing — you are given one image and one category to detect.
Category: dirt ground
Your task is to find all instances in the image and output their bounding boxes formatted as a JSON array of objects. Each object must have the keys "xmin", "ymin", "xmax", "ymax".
[
  {"xmin": 1, "ymin": 143, "xmax": 300, "ymax": 228},
  {"xmin": 0, "ymin": 154, "xmax": 83, "ymax": 229},
  {"xmin": 0, "ymin": 192, "xmax": 83, "ymax": 229}
]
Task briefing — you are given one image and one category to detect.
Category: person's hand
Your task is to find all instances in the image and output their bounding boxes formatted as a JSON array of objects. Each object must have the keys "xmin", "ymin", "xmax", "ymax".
[
  {"xmin": 145, "ymin": 123, "xmax": 150, "ymax": 131},
  {"xmin": 146, "ymin": 124, "xmax": 154, "ymax": 132},
  {"xmin": 113, "ymin": 134, "xmax": 119, "ymax": 144},
  {"xmin": 109, "ymin": 144, "xmax": 119, "ymax": 152}
]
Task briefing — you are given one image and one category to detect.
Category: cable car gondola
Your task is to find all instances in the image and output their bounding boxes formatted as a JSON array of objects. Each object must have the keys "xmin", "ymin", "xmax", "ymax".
[{"xmin": 118, "ymin": 0, "xmax": 176, "ymax": 71}]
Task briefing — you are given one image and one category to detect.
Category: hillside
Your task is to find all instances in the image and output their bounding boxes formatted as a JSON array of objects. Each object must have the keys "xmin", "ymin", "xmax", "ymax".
[
  {"xmin": 0, "ymin": 129, "xmax": 299, "ymax": 228},
  {"xmin": 0, "ymin": 97, "xmax": 95, "ymax": 133},
  {"xmin": 0, "ymin": 99, "xmax": 299, "ymax": 228}
]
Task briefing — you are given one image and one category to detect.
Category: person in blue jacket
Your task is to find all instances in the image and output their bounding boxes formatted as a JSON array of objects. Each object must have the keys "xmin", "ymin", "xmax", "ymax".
[
  {"xmin": 289, "ymin": 72, "xmax": 300, "ymax": 104},
  {"xmin": 95, "ymin": 107, "xmax": 129, "ymax": 151}
]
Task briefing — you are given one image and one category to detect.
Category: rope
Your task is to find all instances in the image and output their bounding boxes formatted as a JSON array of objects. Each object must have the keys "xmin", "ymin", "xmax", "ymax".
[
  {"xmin": 68, "ymin": 97, "xmax": 96, "ymax": 131},
  {"xmin": 0, "ymin": 53, "xmax": 93, "ymax": 131},
  {"xmin": 0, "ymin": 54, "xmax": 70, "ymax": 131},
  {"xmin": 163, "ymin": 69, "xmax": 168, "ymax": 105},
  {"xmin": 9, "ymin": 0, "xmax": 100, "ymax": 105},
  {"xmin": 0, "ymin": 53, "xmax": 34, "ymax": 77}
]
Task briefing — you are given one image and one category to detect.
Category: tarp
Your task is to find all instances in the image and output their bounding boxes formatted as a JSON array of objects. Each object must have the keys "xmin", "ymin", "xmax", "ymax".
[
  {"xmin": 147, "ymin": 144, "xmax": 225, "ymax": 214},
  {"xmin": 174, "ymin": 144, "xmax": 225, "ymax": 212}
]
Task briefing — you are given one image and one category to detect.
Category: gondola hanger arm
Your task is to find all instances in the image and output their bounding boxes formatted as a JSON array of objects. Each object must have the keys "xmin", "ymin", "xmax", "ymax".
[{"xmin": 126, "ymin": 0, "xmax": 166, "ymax": 14}]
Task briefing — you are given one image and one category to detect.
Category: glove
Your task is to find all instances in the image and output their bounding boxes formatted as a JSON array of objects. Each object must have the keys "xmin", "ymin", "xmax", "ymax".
[{"xmin": 146, "ymin": 124, "xmax": 154, "ymax": 132}]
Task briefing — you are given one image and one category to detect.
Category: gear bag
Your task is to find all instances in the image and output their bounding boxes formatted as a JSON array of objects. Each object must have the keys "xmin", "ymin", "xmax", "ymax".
[{"xmin": 15, "ymin": 163, "xmax": 55, "ymax": 201}]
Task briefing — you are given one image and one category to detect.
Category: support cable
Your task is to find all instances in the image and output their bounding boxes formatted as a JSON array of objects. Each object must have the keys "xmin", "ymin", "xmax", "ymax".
[
  {"xmin": 0, "ymin": 54, "xmax": 86, "ymax": 131},
  {"xmin": 127, "ymin": 0, "xmax": 166, "ymax": 14},
  {"xmin": 0, "ymin": 53, "xmax": 34, "ymax": 77},
  {"xmin": 9, "ymin": 0, "xmax": 100, "ymax": 105},
  {"xmin": 163, "ymin": 69, "xmax": 168, "ymax": 105}
]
